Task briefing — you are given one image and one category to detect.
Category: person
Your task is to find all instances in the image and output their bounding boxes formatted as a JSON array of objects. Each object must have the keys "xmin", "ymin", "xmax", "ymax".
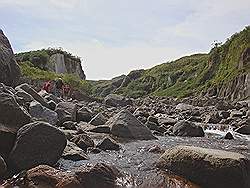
[
  {"xmin": 54, "ymin": 78, "xmax": 64, "ymax": 98},
  {"xmin": 63, "ymin": 84, "xmax": 71, "ymax": 99},
  {"xmin": 42, "ymin": 80, "xmax": 53, "ymax": 93}
]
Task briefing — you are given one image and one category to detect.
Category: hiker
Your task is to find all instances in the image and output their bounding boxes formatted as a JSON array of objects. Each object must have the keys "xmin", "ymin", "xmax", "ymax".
[
  {"xmin": 42, "ymin": 80, "xmax": 53, "ymax": 93},
  {"xmin": 63, "ymin": 84, "xmax": 71, "ymax": 99},
  {"xmin": 54, "ymin": 78, "xmax": 64, "ymax": 98}
]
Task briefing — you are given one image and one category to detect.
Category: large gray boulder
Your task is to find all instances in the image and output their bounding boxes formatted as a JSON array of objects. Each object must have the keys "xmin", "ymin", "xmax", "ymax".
[
  {"xmin": 89, "ymin": 113, "xmax": 107, "ymax": 126},
  {"xmin": 29, "ymin": 101, "xmax": 58, "ymax": 125},
  {"xmin": 108, "ymin": 110, "xmax": 155, "ymax": 140},
  {"xmin": 157, "ymin": 145, "xmax": 250, "ymax": 188},
  {"xmin": 0, "ymin": 29, "xmax": 21, "ymax": 87},
  {"xmin": 173, "ymin": 120, "xmax": 204, "ymax": 137},
  {"xmin": 0, "ymin": 91, "xmax": 31, "ymax": 131},
  {"xmin": 55, "ymin": 102, "xmax": 77, "ymax": 122},
  {"xmin": 9, "ymin": 121, "xmax": 67, "ymax": 170}
]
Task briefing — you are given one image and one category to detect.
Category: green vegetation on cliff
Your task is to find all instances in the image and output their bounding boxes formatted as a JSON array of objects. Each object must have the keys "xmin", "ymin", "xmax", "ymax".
[
  {"xmin": 20, "ymin": 61, "xmax": 92, "ymax": 94},
  {"xmin": 92, "ymin": 26, "xmax": 250, "ymax": 98}
]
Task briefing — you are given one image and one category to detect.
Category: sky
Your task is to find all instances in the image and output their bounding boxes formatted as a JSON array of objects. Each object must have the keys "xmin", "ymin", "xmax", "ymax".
[{"xmin": 0, "ymin": 0, "xmax": 249, "ymax": 80}]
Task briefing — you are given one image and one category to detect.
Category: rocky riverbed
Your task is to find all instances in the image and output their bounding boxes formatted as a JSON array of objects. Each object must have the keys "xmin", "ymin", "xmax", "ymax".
[{"xmin": 0, "ymin": 80, "xmax": 249, "ymax": 188}]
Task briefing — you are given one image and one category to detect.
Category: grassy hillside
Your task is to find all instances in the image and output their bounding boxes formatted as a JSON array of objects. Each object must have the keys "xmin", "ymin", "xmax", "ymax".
[{"xmin": 92, "ymin": 26, "xmax": 250, "ymax": 98}]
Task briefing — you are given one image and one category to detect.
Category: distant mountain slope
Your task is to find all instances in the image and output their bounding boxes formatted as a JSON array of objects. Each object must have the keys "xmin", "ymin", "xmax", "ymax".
[{"xmin": 92, "ymin": 26, "xmax": 250, "ymax": 101}]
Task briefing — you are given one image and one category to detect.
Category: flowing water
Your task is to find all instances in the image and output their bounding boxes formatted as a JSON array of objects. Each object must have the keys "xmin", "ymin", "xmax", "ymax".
[{"xmin": 58, "ymin": 130, "xmax": 250, "ymax": 187}]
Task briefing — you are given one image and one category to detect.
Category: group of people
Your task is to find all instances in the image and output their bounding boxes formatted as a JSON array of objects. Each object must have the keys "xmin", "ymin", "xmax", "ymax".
[{"xmin": 42, "ymin": 78, "xmax": 71, "ymax": 99}]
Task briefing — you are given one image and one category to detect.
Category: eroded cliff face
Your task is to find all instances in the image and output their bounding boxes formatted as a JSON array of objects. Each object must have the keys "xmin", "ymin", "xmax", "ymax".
[
  {"xmin": 0, "ymin": 29, "xmax": 21, "ymax": 86},
  {"xmin": 48, "ymin": 53, "xmax": 86, "ymax": 80},
  {"xmin": 206, "ymin": 47, "xmax": 250, "ymax": 101}
]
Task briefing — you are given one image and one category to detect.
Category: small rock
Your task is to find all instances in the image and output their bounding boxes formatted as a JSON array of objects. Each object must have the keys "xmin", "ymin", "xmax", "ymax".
[
  {"xmin": 173, "ymin": 120, "xmax": 204, "ymax": 137},
  {"xmin": 96, "ymin": 137, "xmax": 120, "ymax": 151}
]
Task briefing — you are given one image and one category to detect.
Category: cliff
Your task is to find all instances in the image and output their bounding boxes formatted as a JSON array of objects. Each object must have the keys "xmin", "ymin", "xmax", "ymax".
[
  {"xmin": 16, "ymin": 48, "xmax": 86, "ymax": 80},
  {"xmin": 92, "ymin": 26, "xmax": 250, "ymax": 101}
]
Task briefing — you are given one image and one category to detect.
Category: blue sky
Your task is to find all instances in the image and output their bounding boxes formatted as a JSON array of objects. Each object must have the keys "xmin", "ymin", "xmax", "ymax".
[{"xmin": 1, "ymin": 0, "xmax": 249, "ymax": 80}]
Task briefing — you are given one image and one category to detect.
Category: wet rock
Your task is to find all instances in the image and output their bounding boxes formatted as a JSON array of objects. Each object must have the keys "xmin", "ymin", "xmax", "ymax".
[
  {"xmin": 29, "ymin": 101, "xmax": 58, "ymax": 125},
  {"xmin": 9, "ymin": 121, "xmax": 67, "ymax": 170},
  {"xmin": 224, "ymin": 132, "xmax": 234, "ymax": 139},
  {"xmin": 15, "ymin": 83, "xmax": 50, "ymax": 109},
  {"xmin": 74, "ymin": 163, "xmax": 120, "ymax": 188},
  {"xmin": 173, "ymin": 121, "xmax": 204, "ymax": 137},
  {"xmin": 96, "ymin": 137, "xmax": 120, "ymax": 151},
  {"xmin": 235, "ymin": 124, "xmax": 250, "ymax": 135},
  {"xmin": 89, "ymin": 113, "xmax": 107, "ymax": 126},
  {"xmin": 26, "ymin": 165, "xmax": 70, "ymax": 188},
  {"xmin": 0, "ymin": 29, "xmax": 21, "ymax": 87},
  {"xmin": 108, "ymin": 109, "xmax": 156, "ymax": 140},
  {"xmin": 77, "ymin": 107, "xmax": 92, "ymax": 122},
  {"xmin": 71, "ymin": 134, "xmax": 94, "ymax": 152},
  {"xmin": 0, "ymin": 155, "xmax": 7, "ymax": 176},
  {"xmin": 148, "ymin": 145, "xmax": 164, "ymax": 153},
  {"xmin": 62, "ymin": 141, "xmax": 89, "ymax": 161},
  {"xmin": 0, "ymin": 91, "xmax": 31, "ymax": 131},
  {"xmin": 0, "ymin": 125, "xmax": 16, "ymax": 159},
  {"xmin": 104, "ymin": 94, "xmax": 132, "ymax": 107},
  {"xmin": 157, "ymin": 145, "xmax": 250, "ymax": 188}
]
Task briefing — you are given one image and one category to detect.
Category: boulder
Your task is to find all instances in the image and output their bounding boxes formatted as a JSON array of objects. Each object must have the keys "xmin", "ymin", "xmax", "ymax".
[
  {"xmin": 25, "ymin": 163, "xmax": 122, "ymax": 188},
  {"xmin": 224, "ymin": 132, "xmax": 234, "ymax": 139},
  {"xmin": 15, "ymin": 83, "xmax": 50, "ymax": 109},
  {"xmin": 176, "ymin": 103, "xmax": 195, "ymax": 111},
  {"xmin": 89, "ymin": 113, "xmax": 107, "ymax": 126},
  {"xmin": 0, "ymin": 155, "xmax": 7, "ymax": 177},
  {"xmin": 9, "ymin": 121, "xmax": 67, "ymax": 170},
  {"xmin": 205, "ymin": 112, "xmax": 222, "ymax": 124},
  {"xmin": 96, "ymin": 137, "xmax": 120, "ymax": 151},
  {"xmin": 56, "ymin": 102, "xmax": 77, "ymax": 122},
  {"xmin": 77, "ymin": 107, "xmax": 92, "ymax": 122},
  {"xmin": 173, "ymin": 121, "xmax": 204, "ymax": 137},
  {"xmin": 157, "ymin": 145, "xmax": 250, "ymax": 188},
  {"xmin": 15, "ymin": 90, "xmax": 33, "ymax": 103},
  {"xmin": 0, "ymin": 29, "xmax": 21, "ymax": 86},
  {"xmin": 108, "ymin": 110, "xmax": 156, "ymax": 140},
  {"xmin": 29, "ymin": 101, "xmax": 58, "ymax": 125},
  {"xmin": 71, "ymin": 134, "xmax": 94, "ymax": 152},
  {"xmin": 158, "ymin": 116, "xmax": 177, "ymax": 126},
  {"xmin": 88, "ymin": 125, "xmax": 111, "ymax": 134},
  {"xmin": 62, "ymin": 141, "xmax": 89, "ymax": 161},
  {"xmin": 235, "ymin": 124, "xmax": 250, "ymax": 135},
  {"xmin": 0, "ymin": 125, "xmax": 16, "ymax": 159},
  {"xmin": 104, "ymin": 94, "xmax": 132, "ymax": 107},
  {"xmin": 0, "ymin": 92, "xmax": 31, "ymax": 131},
  {"xmin": 62, "ymin": 121, "xmax": 77, "ymax": 130},
  {"xmin": 74, "ymin": 163, "xmax": 120, "ymax": 188}
]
